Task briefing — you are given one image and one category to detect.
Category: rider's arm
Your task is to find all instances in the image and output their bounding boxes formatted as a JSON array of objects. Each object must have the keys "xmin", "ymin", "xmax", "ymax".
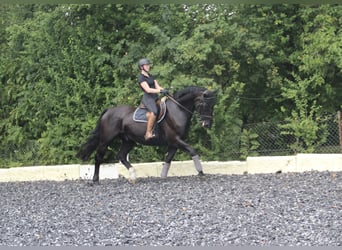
[
  {"xmin": 140, "ymin": 81, "xmax": 163, "ymax": 94},
  {"xmin": 154, "ymin": 80, "xmax": 163, "ymax": 91}
]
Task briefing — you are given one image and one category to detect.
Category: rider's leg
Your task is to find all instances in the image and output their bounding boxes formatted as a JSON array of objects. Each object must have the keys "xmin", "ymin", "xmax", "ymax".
[{"xmin": 145, "ymin": 111, "xmax": 156, "ymax": 140}]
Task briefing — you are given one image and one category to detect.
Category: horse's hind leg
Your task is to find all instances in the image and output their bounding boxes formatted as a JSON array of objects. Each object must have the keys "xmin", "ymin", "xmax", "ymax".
[
  {"xmin": 117, "ymin": 140, "xmax": 136, "ymax": 183},
  {"xmin": 93, "ymin": 143, "xmax": 107, "ymax": 184},
  {"xmin": 161, "ymin": 146, "xmax": 177, "ymax": 178},
  {"xmin": 93, "ymin": 134, "xmax": 119, "ymax": 183}
]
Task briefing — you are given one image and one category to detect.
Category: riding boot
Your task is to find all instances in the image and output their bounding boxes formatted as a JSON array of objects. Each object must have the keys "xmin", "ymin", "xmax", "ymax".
[{"xmin": 145, "ymin": 114, "xmax": 156, "ymax": 140}]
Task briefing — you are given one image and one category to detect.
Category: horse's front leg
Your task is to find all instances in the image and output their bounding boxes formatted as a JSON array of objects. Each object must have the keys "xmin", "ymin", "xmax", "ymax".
[
  {"xmin": 191, "ymin": 155, "xmax": 204, "ymax": 176},
  {"xmin": 161, "ymin": 146, "xmax": 177, "ymax": 178},
  {"xmin": 174, "ymin": 137, "xmax": 204, "ymax": 176}
]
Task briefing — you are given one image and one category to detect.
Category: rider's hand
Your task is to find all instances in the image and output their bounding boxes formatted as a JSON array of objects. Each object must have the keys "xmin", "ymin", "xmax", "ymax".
[{"xmin": 160, "ymin": 89, "xmax": 169, "ymax": 95}]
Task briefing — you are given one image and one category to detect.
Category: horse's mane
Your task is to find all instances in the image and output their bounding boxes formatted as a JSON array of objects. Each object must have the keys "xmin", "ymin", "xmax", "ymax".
[{"xmin": 173, "ymin": 86, "xmax": 207, "ymax": 99}]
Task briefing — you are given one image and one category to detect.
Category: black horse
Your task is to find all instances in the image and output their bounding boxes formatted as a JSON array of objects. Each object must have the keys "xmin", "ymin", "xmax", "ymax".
[{"xmin": 77, "ymin": 86, "xmax": 217, "ymax": 183}]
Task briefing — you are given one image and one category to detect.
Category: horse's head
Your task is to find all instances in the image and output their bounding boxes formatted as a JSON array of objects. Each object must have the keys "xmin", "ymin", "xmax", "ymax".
[{"xmin": 195, "ymin": 89, "xmax": 218, "ymax": 128}]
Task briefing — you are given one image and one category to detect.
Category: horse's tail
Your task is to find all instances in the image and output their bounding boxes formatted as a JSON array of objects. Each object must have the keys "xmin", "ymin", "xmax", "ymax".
[{"xmin": 76, "ymin": 109, "xmax": 108, "ymax": 161}]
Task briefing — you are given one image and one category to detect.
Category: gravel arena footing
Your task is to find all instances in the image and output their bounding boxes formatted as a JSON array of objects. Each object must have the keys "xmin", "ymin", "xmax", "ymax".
[{"xmin": 1, "ymin": 171, "xmax": 341, "ymax": 246}]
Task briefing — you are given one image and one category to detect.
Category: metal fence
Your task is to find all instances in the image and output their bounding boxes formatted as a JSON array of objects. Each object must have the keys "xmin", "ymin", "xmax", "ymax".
[
  {"xmin": 240, "ymin": 111, "xmax": 342, "ymax": 158},
  {"xmin": 1, "ymin": 112, "xmax": 341, "ymax": 167}
]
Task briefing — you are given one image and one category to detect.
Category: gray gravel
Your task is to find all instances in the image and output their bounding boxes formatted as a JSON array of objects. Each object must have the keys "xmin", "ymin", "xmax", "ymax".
[{"xmin": 0, "ymin": 171, "xmax": 341, "ymax": 246}]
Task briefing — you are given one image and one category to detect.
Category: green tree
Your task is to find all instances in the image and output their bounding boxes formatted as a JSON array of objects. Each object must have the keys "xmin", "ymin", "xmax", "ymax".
[
  {"xmin": 1, "ymin": 4, "xmax": 341, "ymax": 167},
  {"xmin": 279, "ymin": 5, "xmax": 342, "ymax": 153}
]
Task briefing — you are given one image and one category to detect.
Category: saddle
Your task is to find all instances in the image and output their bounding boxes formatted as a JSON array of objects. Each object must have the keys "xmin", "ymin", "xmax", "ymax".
[{"xmin": 133, "ymin": 97, "xmax": 167, "ymax": 123}]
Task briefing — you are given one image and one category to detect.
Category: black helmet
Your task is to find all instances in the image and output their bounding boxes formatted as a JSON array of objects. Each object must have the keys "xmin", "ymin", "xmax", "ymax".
[{"xmin": 138, "ymin": 58, "xmax": 151, "ymax": 70}]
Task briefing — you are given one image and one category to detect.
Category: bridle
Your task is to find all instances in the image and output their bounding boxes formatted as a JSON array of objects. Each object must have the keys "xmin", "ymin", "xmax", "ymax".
[{"xmin": 165, "ymin": 93, "xmax": 213, "ymax": 120}]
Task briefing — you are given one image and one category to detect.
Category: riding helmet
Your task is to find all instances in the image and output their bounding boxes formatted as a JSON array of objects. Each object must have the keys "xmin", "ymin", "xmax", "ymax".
[{"xmin": 138, "ymin": 58, "xmax": 151, "ymax": 70}]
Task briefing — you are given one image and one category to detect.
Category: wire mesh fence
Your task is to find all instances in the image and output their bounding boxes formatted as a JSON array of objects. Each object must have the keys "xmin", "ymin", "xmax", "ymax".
[
  {"xmin": 239, "ymin": 111, "xmax": 342, "ymax": 158},
  {"xmin": 1, "ymin": 111, "xmax": 341, "ymax": 167}
]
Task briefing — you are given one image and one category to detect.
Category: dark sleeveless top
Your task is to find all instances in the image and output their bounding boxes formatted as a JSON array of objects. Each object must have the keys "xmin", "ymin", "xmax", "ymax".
[
  {"xmin": 138, "ymin": 73, "xmax": 158, "ymax": 115},
  {"xmin": 138, "ymin": 73, "xmax": 155, "ymax": 90},
  {"xmin": 138, "ymin": 73, "xmax": 158, "ymax": 100}
]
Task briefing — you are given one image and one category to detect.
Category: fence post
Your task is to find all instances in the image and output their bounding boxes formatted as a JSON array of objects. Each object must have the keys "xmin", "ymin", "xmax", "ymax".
[{"xmin": 338, "ymin": 111, "xmax": 342, "ymax": 153}]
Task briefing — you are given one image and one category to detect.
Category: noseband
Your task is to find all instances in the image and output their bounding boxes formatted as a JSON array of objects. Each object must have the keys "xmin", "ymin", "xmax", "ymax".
[{"xmin": 199, "ymin": 114, "xmax": 213, "ymax": 119}]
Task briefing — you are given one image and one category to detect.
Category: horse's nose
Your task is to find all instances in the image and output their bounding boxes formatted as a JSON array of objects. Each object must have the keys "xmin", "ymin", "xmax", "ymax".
[{"xmin": 201, "ymin": 120, "xmax": 211, "ymax": 128}]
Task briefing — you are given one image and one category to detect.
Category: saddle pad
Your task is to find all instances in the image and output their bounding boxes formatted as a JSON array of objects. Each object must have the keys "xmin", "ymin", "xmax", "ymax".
[{"xmin": 133, "ymin": 100, "xmax": 166, "ymax": 123}]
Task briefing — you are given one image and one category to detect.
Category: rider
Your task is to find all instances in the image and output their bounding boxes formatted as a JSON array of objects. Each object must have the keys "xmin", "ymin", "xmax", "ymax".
[{"xmin": 138, "ymin": 58, "xmax": 168, "ymax": 140}]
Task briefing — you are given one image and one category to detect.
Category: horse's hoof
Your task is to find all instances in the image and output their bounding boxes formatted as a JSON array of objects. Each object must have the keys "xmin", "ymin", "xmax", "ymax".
[
  {"xmin": 198, "ymin": 171, "xmax": 205, "ymax": 176},
  {"xmin": 129, "ymin": 179, "xmax": 136, "ymax": 185},
  {"xmin": 92, "ymin": 179, "xmax": 100, "ymax": 185},
  {"xmin": 88, "ymin": 181, "xmax": 99, "ymax": 187}
]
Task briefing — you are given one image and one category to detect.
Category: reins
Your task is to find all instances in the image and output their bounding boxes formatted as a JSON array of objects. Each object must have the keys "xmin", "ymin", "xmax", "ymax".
[{"xmin": 165, "ymin": 93, "xmax": 194, "ymax": 115}]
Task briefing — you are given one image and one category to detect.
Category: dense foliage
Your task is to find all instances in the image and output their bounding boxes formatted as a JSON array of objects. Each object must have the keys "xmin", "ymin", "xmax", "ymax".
[{"xmin": 1, "ymin": 4, "xmax": 341, "ymax": 167}]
